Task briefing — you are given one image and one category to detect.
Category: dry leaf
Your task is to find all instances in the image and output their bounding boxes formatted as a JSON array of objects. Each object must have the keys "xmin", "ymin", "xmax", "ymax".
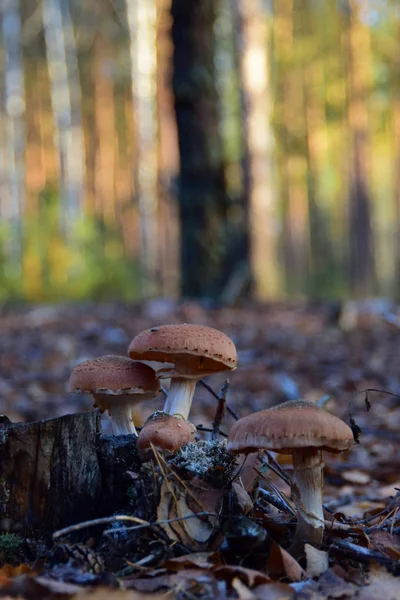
[
  {"xmin": 213, "ymin": 565, "xmax": 271, "ymax": 588},
  {"xmin": 232, "ymin": 481, "xmax": 254, "ymax": 514},
  {"xmin": 163, "ymin": 552, "xmax": 219, "ymax": 571},
  {"xmin": 232, "ymin": 577, "xmax": 257, "ymax": 600},
  {"xmin": 293, "ymin": 568, "xmax": 356, "ymax": 599},
  {"xmin": 253, "ymin": 582, "xmax": 294, "ymax": 600},
  {"xmin": 157, "ymin": 479, "xmax": 214, "ymax": 549},
  {"xmin": 74, "ymin": 589, "xmax": 175, "ymax": 599},
  {"xmin": 369, "ymin": 531, "xmax": 400, "ymax": 559},
  {"xmin": 266, "ymin": 542, "xmax": 305, "ymax": 581},
  {"xmin": 335, "ymin": 500, "xmax": 385, "ymax": 519},
  {"xmin": 357, "ymin": 565, "xmax": 400, "ymax": 600},
  {"xmin": 0, "ymin": 563, "xmax": 34, "ymax": 585},
  {"xmin": 341, "ymin": 470, "xmax": 371, "ymax": 485},
  {"xmin": 304, "ymin": 544, "xmax": 329, "ymax": 578}
]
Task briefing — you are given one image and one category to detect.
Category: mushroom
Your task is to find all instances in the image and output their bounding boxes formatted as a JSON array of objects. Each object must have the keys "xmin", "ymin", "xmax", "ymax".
[
  {"xmin": 68, "ymin": 355, "xmax": 161, "ymax": 436},
  {"xmin": 227, "ymin": 400, "xmax": 354, "ymax": 558},
  {"xmin": 128, "ymin": 324, "xmax": 237, "ymax": 420},
  {"xmin": 137, "ymin": 411, "xmax": 197, "ymax": 461}
]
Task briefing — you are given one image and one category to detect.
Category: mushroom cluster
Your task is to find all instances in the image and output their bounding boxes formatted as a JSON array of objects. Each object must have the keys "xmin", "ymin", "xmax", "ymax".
[
  {"xmin": 68, "ymin": 321, "xmax": 355, "ymax": 568},
  {"xmin": 68, "ymin": 324, "xmax": 238, "ymax": 458}
]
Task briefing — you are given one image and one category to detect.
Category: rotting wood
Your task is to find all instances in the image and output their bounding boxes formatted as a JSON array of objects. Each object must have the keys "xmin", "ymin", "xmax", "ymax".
[{"xmin": 0, "ymin": 412, "xmax": 142, "ymax": 532}]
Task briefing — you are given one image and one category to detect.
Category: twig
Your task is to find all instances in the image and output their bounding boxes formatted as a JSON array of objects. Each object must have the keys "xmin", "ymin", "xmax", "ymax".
[
  {"xmin": 196, "ymin": 425, "xmax": 228, "ymax": 438},
  {"xmin": 212, "ymin": 379, "xmax": 230, "ymax": 440},
  {"xmin": 53, "ymin": 515, "xmax": 148, "ymax": 541},
  {"xmin": 104, "ymin": 511, "xmax": 218, "ymax": 536},
  {"xmin": 262, "ymin": 451, "xmax": 291, "ymax": 486},
  {"xmin": 199, "ymin": 379, "xmax": 240, "ymax": 420},
  {"xmin": 255, "ymin": 468, "xmax": 297, "ymax": 517}
]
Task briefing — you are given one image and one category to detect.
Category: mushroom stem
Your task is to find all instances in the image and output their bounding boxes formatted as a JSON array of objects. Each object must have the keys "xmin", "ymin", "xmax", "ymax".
[
  {"xmin": 291, "ymin": 449, "xmax": 324, "ymax": 549},
  {"xmin": 108, "ymin": 405, "xmax": 138, "ymax": 436},
  {"xmin": 163, "ymin": 378, "xmax": 197, "ymax": 419}
]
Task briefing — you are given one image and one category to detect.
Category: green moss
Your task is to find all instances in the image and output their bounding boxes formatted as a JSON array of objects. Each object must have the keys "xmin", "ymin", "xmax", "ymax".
[{"xmin": 0, "ymin": 533, "xmax": 24, "ymax": 565}]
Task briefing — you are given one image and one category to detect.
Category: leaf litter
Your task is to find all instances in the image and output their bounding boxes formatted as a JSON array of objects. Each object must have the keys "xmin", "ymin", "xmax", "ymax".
[{"xmin": 2, "ymin": 299, "xmax": 400, "ymax": 597}]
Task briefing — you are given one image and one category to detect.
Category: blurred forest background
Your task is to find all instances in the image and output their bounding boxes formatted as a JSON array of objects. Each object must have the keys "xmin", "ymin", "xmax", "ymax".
[{"xmin": 0, "ymin": 0, "xmax": 397, "ymax": 303}]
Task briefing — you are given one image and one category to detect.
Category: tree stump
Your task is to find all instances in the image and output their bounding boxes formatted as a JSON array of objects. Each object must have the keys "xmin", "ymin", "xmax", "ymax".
[{"xmin": 0, "ymin": 412, "xmax": 141, "ymax": 533}]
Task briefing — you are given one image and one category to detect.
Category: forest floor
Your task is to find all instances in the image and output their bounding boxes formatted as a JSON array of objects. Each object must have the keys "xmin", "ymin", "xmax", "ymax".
[{"xmin": 1, "ymin": 298, "xmax": 400, "ymax": 598}]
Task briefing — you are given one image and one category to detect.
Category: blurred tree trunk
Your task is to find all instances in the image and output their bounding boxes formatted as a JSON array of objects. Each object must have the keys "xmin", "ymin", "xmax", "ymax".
[
  {"xmin": 94, "ymin": 35, "xmax": 116, "ymax": 222},
  {"xmin": 234, "ymin": 0, "xmax": 280, "ymax": 300},
  {"xmin": 43, "ymin": 0, "xmax": 85, "ymax": 244},
  {"xmin": 127, "ymin": 0, "xmax": 160, "ymax": 298},
  {"xmin": 157, "ymin": 0, "xmax": 180, "ymax": 298},
  {"xmin": 171, "ymin": 0, "xmax": 233, "ymax": 299},
  {"xmin": 274, "ymin": 0, "xmax": 310, "ymax": 294},
  {"xmin": 345, "ymin": 0, "xmax": 375, "ymax": 296},
  {"xmin": 0, "ymin": 0, "xmax": 25, "ymax": 269},
  {"xmin": 302, "ymin": 4, "xmax": 334, "ymax": 296}
]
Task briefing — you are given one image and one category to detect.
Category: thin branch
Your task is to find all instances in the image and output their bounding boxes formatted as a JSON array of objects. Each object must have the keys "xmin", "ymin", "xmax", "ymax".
[
  {"xmin": 255, "ymin": 467, "xmax": 296, "ymax": 517},
  {"xmin": 262, "ymin": 451, "xmax": 291, "ymax": 486},
  {"xmin": 212, "ymin": 379, "xmax": 230, "ymax": 440},
  {"xmin": 199, "ymin": 379, "xmax": 240, "ymax": 420},
  {"xmin": 196, "ymin": 425, "xmax": 228, "ymax": 438},
  {"xmin": 53, "ymin": 514, "xmax": 148, "ymax": 541},
  {"xmin": 104, "ymin": 511, "xmax": 217, "ymax": 536}
]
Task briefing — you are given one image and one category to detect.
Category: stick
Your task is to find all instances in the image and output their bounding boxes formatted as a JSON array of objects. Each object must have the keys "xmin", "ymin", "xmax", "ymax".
[
  {"xmin": 212, "ymin": 379, "xmax": 230, "ymax": 440},
  {"xmin": 53, "ymin": 515, "xmax": 148, "ymax": 541},
  {"xmin": 195, "ymin": 425, "xmax": 228, "ymax": 438},
  {"xmin": 199, "ymin": 379, "xmax": 240, "ymax": 420}
]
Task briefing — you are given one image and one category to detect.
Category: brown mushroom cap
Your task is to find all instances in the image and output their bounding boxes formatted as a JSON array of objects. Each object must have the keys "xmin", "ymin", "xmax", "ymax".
[
  {"xmin": 137, "ymin": 412, "xmax": 197, "ymax": 460},
  {"xmin": 68, "ymin": 355, "xmax": 160, "ymax": 396},
  {"xmin": 128, "ymin": 324, "xmax": 237, "ymax": 378},
  {"xmin": 227, "ymin": 400, "xmax": 354, "ymax": 455}
]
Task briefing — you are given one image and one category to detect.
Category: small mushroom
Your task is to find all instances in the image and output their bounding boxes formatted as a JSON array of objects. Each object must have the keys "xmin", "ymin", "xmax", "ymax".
[
  {"xmin": 68, "ymin": 355, "xmax": 161, "ymax": 436},
  {"xmin": 227, "ymin": 400, "xmax": 354, "ymax": 565},
  {"xmin": 137, "ymin": 411, "xmax": 197, "ymax": 461},
  {"xmin": 128, "ymin": 324, "xmax": 237, "ymax": 420}
]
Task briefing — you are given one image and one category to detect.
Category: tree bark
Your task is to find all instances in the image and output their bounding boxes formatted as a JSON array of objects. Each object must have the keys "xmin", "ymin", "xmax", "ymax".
[
  {"xmin": 0, "ymin": 412, "xmax": 142, "ymax": 533},
  {"xmin": 171, "ymin": 0, "xmax": 234, "ymax": 299}
]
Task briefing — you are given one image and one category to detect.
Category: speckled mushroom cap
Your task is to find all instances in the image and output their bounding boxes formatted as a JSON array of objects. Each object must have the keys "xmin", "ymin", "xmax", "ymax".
[
  {"xmin": 137, "ymin": 411, "xmax": 197, "ymax": 460},
  {"xmin": 227, "ymin": 400, "xmax": 354, "ymax": 455},
  {"xmin": 68, "ymin": 355, "xmax": 160, "ymax": 396},
  {"xmin": 128, "ymin": 324, "xmax": 237, "ymax": 379}
]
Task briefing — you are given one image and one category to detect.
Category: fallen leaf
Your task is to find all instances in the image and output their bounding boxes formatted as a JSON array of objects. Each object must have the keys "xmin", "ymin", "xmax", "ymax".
[
  {"xmin": 163, "ymin": 551, "xmax": 219, "ymax": 570},
  {"xmin": 304, "ymin": 544, "xmax": 329, "ymax": 578},
  {"xmin": 356, "ymin": 565, "xmax": 400, "ymax": 599},
  {"xmin": 341, "ymin": 470, "xmax": 371, "ymax": 485},
  {"xmin": 232, "ymin": 577, "xmax": 257, "ymax": 600},
  {"xmin": 157, "ymin": 479, "xmax": 214, "ymax": 549},
  {"xmin": 293, "ymin": 568, "xmax": 356, "ymax": 599},
  {"xmin": 334, "ymin": 500, "xmax": 385, "ymax": 519},
  {"xmin": 0, "ymin": 563, "xmax": 34, "ymax": 585},
  {"xmin": 266, "ymin": 542, "xmax": 305, "ymax": 581},
  {"xmin": 232, "ymin": 481, "xmax": 254, "ymax": 514},
  {"xmin": 369, "ymin": 531, "xmax": 400, "ymax": 559},
  {"xmin": 253, "ymin": 581, "xmax": 294, "ymax": 599},
  {"xmin": 213, "ymin": 565, "xmax": 271, "ymax": 588},
  {"xmin": 74, "ymin": 589, "xmax": 175, "ymax": 599}
]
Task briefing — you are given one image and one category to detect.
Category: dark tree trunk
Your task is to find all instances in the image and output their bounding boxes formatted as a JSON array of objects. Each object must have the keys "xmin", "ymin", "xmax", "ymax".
[{"xmin": 171, "ymin": 0, "xmax": 244, "ymax": 299}]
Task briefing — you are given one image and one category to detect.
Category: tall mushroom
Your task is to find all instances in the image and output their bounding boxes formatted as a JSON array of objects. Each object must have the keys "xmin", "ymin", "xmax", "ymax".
[
  {"xmin": 137, "ymin": 411, "xmax": 197, "ymax": 462},
  {"xmin": 68, "ymin": 355, "xmax": 161, "ymax": 435},
  {"xmin": 128, "ymin": 324, "xmax": 237, "ymax": 420},
  {"xmin": 227, "ymin": 400, "xmax": 354, "ymax": 560}
]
